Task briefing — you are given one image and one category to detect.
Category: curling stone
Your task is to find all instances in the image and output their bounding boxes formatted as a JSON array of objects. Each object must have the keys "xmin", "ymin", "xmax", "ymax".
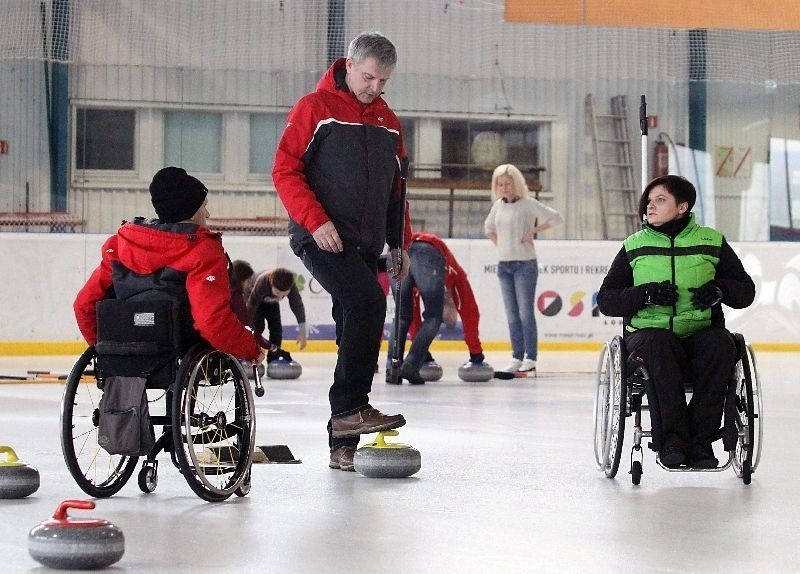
[
  {"xmin": 418, "ymin": 360, "xmax": 443, "ymax": 382},
  {"xmin": 457, "ymin": 361, "xmax": 494, "ymax": 382},
  {"xmin": 266, "ymin": 357, "xmax": 302, "ymax": 380},
  {"xmin": 0, "ymin": 445, "xmax": 40, "ymax": 499},
  {"xmin": 353, "ymin": 430, "xmax": 421, "ymax": 478},
  {"xmin": 28, "ymin": 500, "xmax": 125, "ymax": 570}
]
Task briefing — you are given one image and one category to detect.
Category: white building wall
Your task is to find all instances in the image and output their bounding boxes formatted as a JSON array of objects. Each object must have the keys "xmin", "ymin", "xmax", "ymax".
[{"xmin": 0, "ymin": 234, "xmax": 797, "ymax": 349}]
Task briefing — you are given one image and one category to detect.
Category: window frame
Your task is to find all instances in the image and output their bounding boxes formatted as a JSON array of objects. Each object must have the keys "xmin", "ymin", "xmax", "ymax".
[
  {"xmin": 71, "ymin": 104, "xmax": 139, "ymax": 185},
  {"xmin": 400, "ymin": 112, "xmax": 555, "ymax": 194}
]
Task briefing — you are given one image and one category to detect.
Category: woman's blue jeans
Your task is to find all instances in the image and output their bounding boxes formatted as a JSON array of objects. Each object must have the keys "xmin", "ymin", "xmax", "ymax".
[{"xmin": 497, "ymin": 259, "xmax": 539, "ymax": 361}]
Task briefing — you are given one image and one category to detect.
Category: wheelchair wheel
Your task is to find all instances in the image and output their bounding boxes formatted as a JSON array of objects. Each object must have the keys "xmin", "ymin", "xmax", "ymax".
[
  {"xmin": 732, "ymin": 339, "xmax": 762, "ymax": 483},
  {"xmin": 630, "ymin": 460, "xmax": 643, "ymax": 486},
  {"xmin": 137, "ymin": 462, "xmax": 158, "ymax": 494},
  {"xmin": 171, "ymin": 345, "xmax": 256, "ymax": 502},
  {"xmin": 593, "ymin": 341, "xmax": 611, "ymax": 469},
  {"xmin": 60, "ymin": 346, "xmax": 138, "ymax": 497},
  {"xmin": 596, "ymin": 337, "xmax": 627, "ymax": 478}
]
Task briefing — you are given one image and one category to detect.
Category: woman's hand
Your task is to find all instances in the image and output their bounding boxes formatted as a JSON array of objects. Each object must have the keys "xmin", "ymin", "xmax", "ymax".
[{"xmin": 521, "ymin": 229, "xmax": 537, "ymax": 244}]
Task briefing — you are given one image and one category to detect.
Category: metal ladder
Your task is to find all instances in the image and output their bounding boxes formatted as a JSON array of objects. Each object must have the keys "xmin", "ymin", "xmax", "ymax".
[{"xmin": 587, "ymin": 94, "xmax": 640, "ymax": 239}]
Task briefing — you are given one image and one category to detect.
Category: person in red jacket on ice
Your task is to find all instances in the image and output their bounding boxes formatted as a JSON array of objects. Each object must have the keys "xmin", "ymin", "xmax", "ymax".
[
  {"xmin": 389, "ymin": 232, "xmax": 485, "ymax": 384},
  {"xmin": 74, "ymin": 167, "xmax": 265, "ymax": 365}
]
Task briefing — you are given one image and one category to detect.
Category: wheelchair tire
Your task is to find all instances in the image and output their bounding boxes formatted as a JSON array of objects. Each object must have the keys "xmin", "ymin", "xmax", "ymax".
[
  {"xmin": 171, "ymin": 345, "xmax": 256, "ymax": 502},
  {"xmin": 603, "ymin": 337, "xmax": 627, "ymax": 478},
  {"xmin": 744, "ymin": 343, "xmax": 763, "ymax": 472},
  {"xmin": 235, "ymin": 469, "xmax": 252, "ymax": 497},
  {"xmin": 630, "ymin": 460, "xmax": 643, "ymax": 485},
  {"xmin": 732, "ymin": 336, "xmax": 761, "ymax": 483},
  {"xmin": 60, "ymin": 346, "xmax": 138, "ymax": 498},
  {"xmin": 593, "ymin": 342, "xmax": 611, "ymax": 469},
  {"xmin": 137, "ymin": 463, "xmax": 158, "ymax": 494}
]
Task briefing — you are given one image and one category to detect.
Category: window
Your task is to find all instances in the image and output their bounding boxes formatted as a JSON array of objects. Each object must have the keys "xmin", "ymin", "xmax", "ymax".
[
  {"xmin": 75, "ymin": 108, "xmax": 135, "ymax": 170},
  {"xmin": 769, "ymin": 137, "xmax": 800, "ymax": 240},
  {"xmin": 164, "ymin": 111, "xmax": 221, "ymax": 173},
  {"xmin": 441, "ymin": 120, "xmax": 546, "ymax": 184},
  {"xmin": 250, "ymin": 113, "xmax": 286, "ymax": 175}
]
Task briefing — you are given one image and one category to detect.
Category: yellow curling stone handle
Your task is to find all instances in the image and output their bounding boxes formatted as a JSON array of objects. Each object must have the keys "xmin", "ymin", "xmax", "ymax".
[
  {"xmin": 0, "ymin": 445, "xmax": 23, "ymax": 466},
  {"xmin": 364, "ymin": 430, "xmax": 412, "ymax": 449}
]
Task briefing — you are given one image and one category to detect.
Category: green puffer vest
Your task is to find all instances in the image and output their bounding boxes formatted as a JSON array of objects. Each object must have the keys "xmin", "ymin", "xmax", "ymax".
[{"xmin": 623, "ymin": 214, "xmax": 722, "ymax": 337}]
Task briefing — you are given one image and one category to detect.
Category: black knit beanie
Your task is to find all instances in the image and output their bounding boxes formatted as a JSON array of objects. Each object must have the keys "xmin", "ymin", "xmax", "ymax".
[{"xmin": 149, "ymin": 167, "xmax": 208, "ymax": 223}]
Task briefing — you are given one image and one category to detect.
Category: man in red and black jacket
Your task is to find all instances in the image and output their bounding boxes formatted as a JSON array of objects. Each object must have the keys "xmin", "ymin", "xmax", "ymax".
[
  {"xmin": 74, "ymin": 167, "xmax": 265, "ymax": 365},
  {"xmin": 273, "ymin": 32, "xmax": 411, "ymax": 471},
  {"xmin": 390, "ymin": 232, "xmax": 485, "ymax": 385}
]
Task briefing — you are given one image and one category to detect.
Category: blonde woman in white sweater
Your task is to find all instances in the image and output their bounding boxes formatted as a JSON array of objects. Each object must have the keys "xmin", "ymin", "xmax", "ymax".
[{"xmin": 484, "ymin": 164, "xmax": 564, "ymax": 373}]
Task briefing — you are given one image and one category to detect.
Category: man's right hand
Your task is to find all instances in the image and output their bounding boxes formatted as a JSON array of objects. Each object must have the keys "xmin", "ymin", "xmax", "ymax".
[{"xmin": 312, "ymin": 221, "xmax": 343, "ymax": 253}]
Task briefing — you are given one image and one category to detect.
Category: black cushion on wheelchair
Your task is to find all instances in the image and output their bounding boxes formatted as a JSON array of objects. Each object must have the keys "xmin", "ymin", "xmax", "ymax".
[{"xmin": 95, "ymin": 299, "xmax": 188, "ymax": 388}]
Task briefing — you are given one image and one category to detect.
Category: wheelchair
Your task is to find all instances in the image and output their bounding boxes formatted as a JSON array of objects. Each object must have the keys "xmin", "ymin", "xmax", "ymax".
[
  {"xmin": 61, "ymin": 299, "xmax": 258, "ymax": 502},
  {"xmin": 593, "ymin": 332, "xmax": 762, "ymax": 485}
]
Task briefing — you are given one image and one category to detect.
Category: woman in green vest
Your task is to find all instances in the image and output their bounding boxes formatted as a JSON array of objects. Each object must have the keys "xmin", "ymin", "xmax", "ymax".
[{"xmin": 597, "ymin": 175, "xmax": 755, "ymax": 469}]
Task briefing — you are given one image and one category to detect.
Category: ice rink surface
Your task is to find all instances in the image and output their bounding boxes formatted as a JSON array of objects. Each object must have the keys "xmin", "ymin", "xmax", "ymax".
[{"xmin": 1, "ymin": 349, "xmax": 798, "ymax": 573}]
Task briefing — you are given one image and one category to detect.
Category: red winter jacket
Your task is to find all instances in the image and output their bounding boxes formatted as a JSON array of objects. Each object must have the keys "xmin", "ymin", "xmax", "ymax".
[
  {"xmin": 74, "ymin": 219, "xmax": 261, "ymax": 361},
  {"xmin": 273, "ymin": 58, "xmax": 412, "ymax": 257},
  {"xmin": 407, "ymin": 233, "xmax": 483, "ymax": 355}
]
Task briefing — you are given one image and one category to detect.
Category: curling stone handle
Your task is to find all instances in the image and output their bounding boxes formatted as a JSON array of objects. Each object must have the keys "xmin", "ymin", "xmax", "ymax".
[
  {"xmin": 53, "ymin": 499, "xmax": 96, "ymax": 521},
  {"xmin": 374, "ymin": 430, "xmax": 399, "ymax": 446},
  {"xmin": 0, "ymin": 445, "xmax": 20, "ymax": 463}
]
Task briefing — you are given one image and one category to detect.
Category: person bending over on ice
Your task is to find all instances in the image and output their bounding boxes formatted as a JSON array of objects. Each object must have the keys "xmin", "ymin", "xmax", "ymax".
[
  {"xmin": 246, "ymin": 267, "xmax": 308, "ymax": 362},
  {"xmin": 388, "ymin": 232, "xmax": 484, "ymax": 385}
]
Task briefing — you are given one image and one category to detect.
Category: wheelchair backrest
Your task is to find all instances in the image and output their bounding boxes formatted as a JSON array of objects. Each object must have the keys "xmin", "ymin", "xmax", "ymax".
[
  {"xmin": 95, "ymin": 298, "xmax": 192, "ymax": 388},
  {"xmin": 95, "ymin": 262, "xmax": 202, "ymax": 388}
]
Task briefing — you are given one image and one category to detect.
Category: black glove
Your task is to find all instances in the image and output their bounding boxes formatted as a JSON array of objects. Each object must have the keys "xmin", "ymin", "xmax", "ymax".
[
  {"xmin": 469, "ymin": 352, "xmax": 485, "ymax": 364},
  {"xmin": 267, "ymin": 348, "xmax": 293, "ymax": 363},
  {"xmin": 642, "ymin": 281, "xmax": 678, "ymax": 306},
  {"xmin": 689, "ymin": 281, "xmax": 723, "ymax": 310}
]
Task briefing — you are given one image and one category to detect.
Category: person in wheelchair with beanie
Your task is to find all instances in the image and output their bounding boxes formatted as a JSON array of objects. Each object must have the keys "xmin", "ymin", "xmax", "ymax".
[
  {"xmin": 74, "ymin": 166, "xmax": 266, "ymax": 366},
  {"xmin": 597, "ymin": 175, "xmax": 755, "ymax": 469}
]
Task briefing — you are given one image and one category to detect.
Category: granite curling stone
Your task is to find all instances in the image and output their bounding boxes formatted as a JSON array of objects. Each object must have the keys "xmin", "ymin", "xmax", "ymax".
[
  {"xmin": 457, "ymin": 361, "xmax": 494, "ymax": 382},
  {"xmin": 353, "ymin": 430, "xmax": 421, "ymax": 478},
  {"xmin": 419, "ymin": 361, "xmax": 443, "ymax": 382},
  {"xmin": 266, "ymin": 358, "xmax": 302, "ymax": 380},
  {"xmin": 0, "ymin": 445, "xmax": 40, "ymax": 499},
  {"xmin": 28, "ymin": 500, "xmax": 125, "ymax": 570}
]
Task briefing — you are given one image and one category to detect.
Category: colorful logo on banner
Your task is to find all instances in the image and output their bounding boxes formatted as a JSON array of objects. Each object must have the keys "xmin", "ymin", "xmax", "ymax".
[{"xmin": 537, "ymin": 290, "xmax": 593, "ymax": 317}]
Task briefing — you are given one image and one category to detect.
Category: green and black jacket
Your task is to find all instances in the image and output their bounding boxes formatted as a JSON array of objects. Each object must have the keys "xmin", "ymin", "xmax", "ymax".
[{"xmin": 597, "ymin": 214, "xmax": 755, "ymax": 337}]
